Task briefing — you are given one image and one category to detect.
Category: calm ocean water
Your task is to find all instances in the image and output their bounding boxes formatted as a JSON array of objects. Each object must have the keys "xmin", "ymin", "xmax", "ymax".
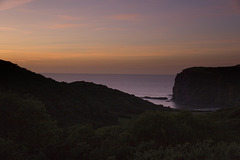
[{"xmin": 42, "ymin": 73, "xmax": 180, "ymax": 108}]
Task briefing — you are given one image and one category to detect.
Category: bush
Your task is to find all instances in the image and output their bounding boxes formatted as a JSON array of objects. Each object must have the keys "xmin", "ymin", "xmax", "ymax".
[
  {"xmin": 133, "ymin": 140, "xmax": 240, "ymax": 160},
  {"xmin": 0, "ymin": 91, "xmax": 60, "ymax": 157}
]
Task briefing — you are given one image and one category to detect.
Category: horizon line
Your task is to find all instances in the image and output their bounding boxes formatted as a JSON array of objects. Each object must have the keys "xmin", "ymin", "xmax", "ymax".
[{"xmin": 40, "ymin": 72, "xmax": 177, "ymax": 76}]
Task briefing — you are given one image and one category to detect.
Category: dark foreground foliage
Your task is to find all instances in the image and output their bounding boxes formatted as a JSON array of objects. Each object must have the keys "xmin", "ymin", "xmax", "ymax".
[
  {"xmin": 1, "ymin": 91, "xmax": 240, "ymax": 160},
  {"xmin": 134, "ymin": 140, "xmax": 240, "ymax": 160}
]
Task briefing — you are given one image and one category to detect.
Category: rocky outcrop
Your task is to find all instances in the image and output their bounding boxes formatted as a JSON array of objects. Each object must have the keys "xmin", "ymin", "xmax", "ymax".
[
  {"xmin": 173, "ymin": 65, "xmax": 240, "ymax": 108},
  {"xmin": 141, "ymin": 96, "xmax": 168, "ymax": 100}
]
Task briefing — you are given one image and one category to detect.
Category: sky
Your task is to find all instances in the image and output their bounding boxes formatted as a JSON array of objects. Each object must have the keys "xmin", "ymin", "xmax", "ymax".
[{"xmin": 0, "ymin": 0, "xmax": 240, "ymax": 74}]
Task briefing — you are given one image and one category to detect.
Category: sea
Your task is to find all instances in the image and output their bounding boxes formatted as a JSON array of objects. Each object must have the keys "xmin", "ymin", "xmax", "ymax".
[{"xmin": 42, "ymin": 73, "xmax": 182, "ymax": 109}]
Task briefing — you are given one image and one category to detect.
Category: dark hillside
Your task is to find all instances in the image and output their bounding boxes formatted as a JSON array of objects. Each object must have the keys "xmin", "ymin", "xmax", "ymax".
[{"xmin": 0, "ymin": 59, "xmax": 160, "ymax": 127}]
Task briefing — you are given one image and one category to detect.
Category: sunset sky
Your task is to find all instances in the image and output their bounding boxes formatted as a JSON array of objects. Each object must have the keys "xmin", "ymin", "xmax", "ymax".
[{"xmin": 1, "ymin": 0, "xmax": 240, "ymax": 74}]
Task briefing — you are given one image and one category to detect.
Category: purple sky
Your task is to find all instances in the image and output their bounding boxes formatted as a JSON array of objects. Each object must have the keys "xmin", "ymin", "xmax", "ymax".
[{"xmin": 0, "ymin": 0, "xmax": 240, "ymax": 74}]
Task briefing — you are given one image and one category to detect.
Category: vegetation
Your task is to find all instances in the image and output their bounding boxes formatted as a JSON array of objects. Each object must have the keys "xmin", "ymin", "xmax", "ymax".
[
  {"xmin": 0, "ymin": 59, "xmax": 161, "ymax": 127},
  {"xmin": 0, "ymin": 91, "xmax": 60, "ymax": 159},
  {"xmin": 133, "ymin": 140, "xmax": 240, "ymax": 160},
  {"xmin": 1, "ymin": 91, "xmax": 240, "ymax": 159}
]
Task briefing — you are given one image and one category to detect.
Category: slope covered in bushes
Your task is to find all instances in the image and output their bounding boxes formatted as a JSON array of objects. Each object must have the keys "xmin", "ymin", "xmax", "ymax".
[{"xmin": 0, "ymin": 59, "xmax": 161, "ymax": 127}]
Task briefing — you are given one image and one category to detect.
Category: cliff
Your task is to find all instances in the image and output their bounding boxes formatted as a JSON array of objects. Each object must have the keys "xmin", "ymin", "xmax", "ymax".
[
  {"xmin": 0, "ymin": 59, "xmax": 161, "ymax": 127},
  {"xmin": 173, "ymin": 65, "xmax": 240, "ymax": 108}
]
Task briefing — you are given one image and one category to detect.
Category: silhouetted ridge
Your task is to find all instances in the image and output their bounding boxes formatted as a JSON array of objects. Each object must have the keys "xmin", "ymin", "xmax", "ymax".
[
  {"xmin": 173, "ymin": 65, "xmax": 240, "ymax": 108},
  {"xmin": 0, "ymin": 59, "xmax": 59, "ymax": 95},
  {"xmin": 0, "ymin": 59, "xmax": 160, "ymax": 127}
]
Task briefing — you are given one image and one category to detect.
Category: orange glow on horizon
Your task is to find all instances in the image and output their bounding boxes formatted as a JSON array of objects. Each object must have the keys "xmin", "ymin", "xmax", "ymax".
[{"xmin": 0, "ymin": 0, "xmax": 240, "ymax": 74}]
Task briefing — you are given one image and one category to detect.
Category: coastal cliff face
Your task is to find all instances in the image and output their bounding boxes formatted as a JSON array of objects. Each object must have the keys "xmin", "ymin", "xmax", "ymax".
[{"xmin": 173, "ymin": 65, "xmax": 240, "ymax": 108}]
